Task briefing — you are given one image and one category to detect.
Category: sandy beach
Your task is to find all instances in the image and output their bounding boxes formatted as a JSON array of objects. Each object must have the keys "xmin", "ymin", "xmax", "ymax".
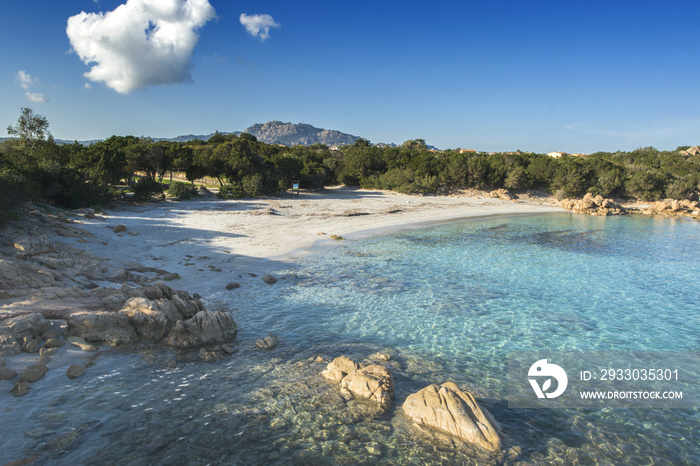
[{"xmin": 66, "ymin": 188, "xmax": 564, "ymax": 293}]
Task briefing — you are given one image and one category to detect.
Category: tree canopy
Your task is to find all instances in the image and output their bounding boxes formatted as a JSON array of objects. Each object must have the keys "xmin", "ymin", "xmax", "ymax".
[{"xmin": 2, "ymin": 108, "xmax": 699, "ymax": 214}]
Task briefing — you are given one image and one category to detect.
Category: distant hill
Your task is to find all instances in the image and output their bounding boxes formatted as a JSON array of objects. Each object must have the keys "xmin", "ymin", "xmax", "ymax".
[
  {"xmin": 49, "ymin": 133, "xmax": 240, "ymax": 146},
  {"xmin": 243, "ymin": 121, "xmax": 361, "ymax": 146},
  {"xmin": 162, "ymin": 132, "xmax": 240, "ymax": 143},
  {"xmin": 1, "ymin": 124, "xmax": 365, "ymax": 147}
]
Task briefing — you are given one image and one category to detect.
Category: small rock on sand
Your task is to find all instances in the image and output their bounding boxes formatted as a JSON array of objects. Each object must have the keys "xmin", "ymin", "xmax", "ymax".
[{"xmin": 113, "ymin": 224, "xmax": 127, "ymax": 233}]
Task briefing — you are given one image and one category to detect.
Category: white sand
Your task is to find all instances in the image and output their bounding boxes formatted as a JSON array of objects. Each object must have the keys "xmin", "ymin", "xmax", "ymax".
[{"xmin": 67, "ymin": 188, "xmax": 564, "ymax": 294}]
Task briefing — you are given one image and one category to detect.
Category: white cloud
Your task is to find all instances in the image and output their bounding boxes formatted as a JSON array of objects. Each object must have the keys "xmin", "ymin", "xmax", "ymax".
[
  {"xmin": 15, "ymin": 70, "xmax": 37, "ymax": 89},
  {"xmin": 26, "ymin": 92, "xmax": 48, "ymax": 103},
  {"xmin": 239, "ymin": 13, "xmax": 280, "ymax": 41},
  {"xmin": 66, "ymin": 0, "xmax": 216, "ymax": 94},
  {"xmin": 84, "ymin": 82, "xmax": 92, "ymax": 89}
]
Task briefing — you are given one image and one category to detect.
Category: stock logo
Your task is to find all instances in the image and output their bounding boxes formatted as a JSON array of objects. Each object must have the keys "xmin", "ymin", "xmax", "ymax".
[{"xmin": 528, "ymin": 359, "xmax": 568, "ymax": 399}]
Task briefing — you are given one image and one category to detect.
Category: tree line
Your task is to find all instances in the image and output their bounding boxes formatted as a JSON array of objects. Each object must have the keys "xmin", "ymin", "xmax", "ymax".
[{"xmin": 1, "ymin": 108, "xmax": 699, "ymax": 214}]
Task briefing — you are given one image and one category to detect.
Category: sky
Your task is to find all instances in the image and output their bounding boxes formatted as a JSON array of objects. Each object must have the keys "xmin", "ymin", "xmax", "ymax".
[{"xmin": 1, "ymin": 0, "xmax": 699, "ymax": 153}]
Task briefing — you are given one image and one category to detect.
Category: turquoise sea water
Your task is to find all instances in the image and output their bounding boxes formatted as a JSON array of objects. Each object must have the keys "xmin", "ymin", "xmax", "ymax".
[{"xmin": 1, "ymin": 212, "xmax": 698, "ymax": 464}]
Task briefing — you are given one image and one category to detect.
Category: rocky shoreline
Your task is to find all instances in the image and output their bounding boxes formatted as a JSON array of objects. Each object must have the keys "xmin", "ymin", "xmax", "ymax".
[
  {"xmin": 0, "ymin": 201, "xmax": 516, "ymax": 461},
  {"xmin": 3, "ymin": 192, "xmax": 693, "ymax": 463},
  {"xmin": 0, "ymin": 203, "xmax": 240, "ymax": 397},
  {"xmin": 558, "ymin": 192, "xmax": 700, "ymax": 218}
]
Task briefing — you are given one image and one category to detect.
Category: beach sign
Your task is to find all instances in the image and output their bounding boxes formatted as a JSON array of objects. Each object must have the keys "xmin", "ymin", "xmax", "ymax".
[{"xmin": 292, "ymin": 180, "xmax": 300, "ymax": 197}]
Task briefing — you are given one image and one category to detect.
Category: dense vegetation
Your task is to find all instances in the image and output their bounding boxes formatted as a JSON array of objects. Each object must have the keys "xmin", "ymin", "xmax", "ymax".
[{"xmin": 2, "ymin": 108, "xmax": 699, "ymax": 215}]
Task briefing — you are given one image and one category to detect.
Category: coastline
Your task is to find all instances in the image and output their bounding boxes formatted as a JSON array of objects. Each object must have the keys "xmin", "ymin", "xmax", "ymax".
[
  {"xmin": 1, "ymin": 190, "xmax": 698, "ymax": 465},
  {"xmin": 63, "ymin": 188, "xmax": 565, "ymax": 294}
]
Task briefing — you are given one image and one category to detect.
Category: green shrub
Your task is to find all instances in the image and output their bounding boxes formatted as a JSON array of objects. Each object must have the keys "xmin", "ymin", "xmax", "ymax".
[
  {"xmin": 625, "ymin": 171, "xmax": 666, "ymax": 201},
  {"xmin": 132, "ymin": 177, "xmax": 163, "ymax": 201},
  {"xmin": 241, "ymin": 174, "xmax": 263, "ymax": 197},
  {"xmin": 168, "ymin": 182, "xmax": 197, "ymax": 200},
  {"xmin": 664, "ymin": 177, "xmax": 697, "ymax": 200},
  {"xmin": 216, "ymin": 184, "xmax": 243, "ymax": 199}
]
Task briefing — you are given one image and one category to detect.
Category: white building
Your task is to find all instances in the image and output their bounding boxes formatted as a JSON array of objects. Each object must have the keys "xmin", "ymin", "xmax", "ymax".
[{"xmin": 547, "ymin": 151, "xmax": 566, "ymax": 158}]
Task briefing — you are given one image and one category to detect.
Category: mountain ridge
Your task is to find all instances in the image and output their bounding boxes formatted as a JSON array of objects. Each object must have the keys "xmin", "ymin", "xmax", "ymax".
[
  {"xmin": 1, "ymin": 122, "xmax": 364, "ymax": 147},
  {"xmin": 243, "ymin": 121, "xmax": 360, "ymax": 146}
]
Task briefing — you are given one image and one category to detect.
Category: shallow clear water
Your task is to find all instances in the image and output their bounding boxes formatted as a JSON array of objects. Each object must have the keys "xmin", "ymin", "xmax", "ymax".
[{"xmin": 1, "ymin": 213, "xmax": 699, "ymax": 465}]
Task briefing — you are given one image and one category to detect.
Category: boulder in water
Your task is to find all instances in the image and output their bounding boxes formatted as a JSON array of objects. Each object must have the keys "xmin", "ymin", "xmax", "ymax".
[{"xmin": 402, "ymin": 382, "xmax": 501, "ymax": 452}]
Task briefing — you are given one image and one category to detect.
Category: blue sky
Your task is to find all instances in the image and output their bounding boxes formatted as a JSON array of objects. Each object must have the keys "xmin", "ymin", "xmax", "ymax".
[{"xmin": 1, "ymin": 1, "xmax": 698, "ymax": 153}]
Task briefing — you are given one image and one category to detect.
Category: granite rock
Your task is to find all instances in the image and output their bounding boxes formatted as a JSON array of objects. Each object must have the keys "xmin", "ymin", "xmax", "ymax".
[{"xmin": 402, "ymin": 382, "xmax": 501, "ymax": 452}]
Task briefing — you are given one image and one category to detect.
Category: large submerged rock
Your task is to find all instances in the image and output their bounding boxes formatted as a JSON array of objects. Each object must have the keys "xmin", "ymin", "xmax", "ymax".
[{"xmin": 402, "ymin": 382, "xmax": 501, "ymax": 452}]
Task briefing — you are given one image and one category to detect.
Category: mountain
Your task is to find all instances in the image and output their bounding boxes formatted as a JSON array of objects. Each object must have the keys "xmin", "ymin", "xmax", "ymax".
[
  {"xmin": 243, "ymin": 121, "xmax": 361, "ymax": 146},
  {"xmin": 2, "ymin": 124, "xmax": 365, "ymax": 147}
]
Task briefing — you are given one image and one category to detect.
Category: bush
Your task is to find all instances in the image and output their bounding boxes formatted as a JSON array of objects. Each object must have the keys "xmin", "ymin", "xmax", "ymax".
[
  {"xmin": 625, "ymin": 171, "xmax": 666, "ymax": 201},
  {"xmin": 664, "ymin": 177, "xmax": 697, "ymax": 200},
  {"xmin": 241, "ymin": 174, "xmax": 264, "ymax": 197},
  {"xmin": 168, "ymin": 182, "xmax": 197, "ymax": 200},
  {"xmin": 216, "ymin": 184, "xmax": 243, "ymax": 199},
  {"xmin": 132, "ymin": 177, "xmax": 163, "ymax": 201}
]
